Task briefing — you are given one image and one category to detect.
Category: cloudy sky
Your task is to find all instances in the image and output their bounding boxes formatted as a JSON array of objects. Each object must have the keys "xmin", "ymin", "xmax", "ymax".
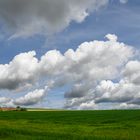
[{"xmin": 0, "ymin": 0, "xmax": 140, "ymax": 109}]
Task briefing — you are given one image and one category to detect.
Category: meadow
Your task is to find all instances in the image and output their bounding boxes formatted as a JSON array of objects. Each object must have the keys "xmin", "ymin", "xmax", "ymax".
[{"xmin": 0, "ymin": 110, "xmax": 140, "ymax": 140}]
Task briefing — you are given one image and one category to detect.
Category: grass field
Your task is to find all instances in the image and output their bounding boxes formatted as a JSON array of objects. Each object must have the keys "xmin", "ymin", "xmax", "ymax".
[{"xmin": 0, "ymin": 110, "xmax": 140, "ymax": 140}]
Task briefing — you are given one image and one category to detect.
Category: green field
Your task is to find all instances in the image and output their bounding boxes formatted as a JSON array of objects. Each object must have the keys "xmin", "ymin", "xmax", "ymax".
[{"xmin": 0, "ymin": 110, "xmax": 140, "ymax": 140}]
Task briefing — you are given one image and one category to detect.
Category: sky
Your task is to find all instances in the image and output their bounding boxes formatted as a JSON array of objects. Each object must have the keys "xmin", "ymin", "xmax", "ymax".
[{"xmin": 0, "ymin": 0, "xmax": 140, "ymax": 110}]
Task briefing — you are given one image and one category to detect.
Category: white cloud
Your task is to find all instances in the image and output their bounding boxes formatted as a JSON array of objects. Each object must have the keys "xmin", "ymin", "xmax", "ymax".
[
  {"xmin": 0, "ymin": 34, "xmax": 133, "ymax": 91},
  {"xmin": 0, "ymin": 51, "xmax": 39, "ymax": 90},
  {"xmin": 94, "ymin": 79, "xmax": 140, "ymax": 104},
  {"xmin": 0, "ymin": 97, "xmax": 11, "ymax": 104},
  {"xmin": 115, "ymin": 103, "xmax": 140, "ymax": 109},
  {"xmin": 105, "ymin": 34, "xmax": 118, "ymax": 42},
  {"xmin": 123, "ymin": 61, "xmax": 140, "ymax": 85},
  {"xmin": 120, "ymin": 0, "xmax": 128, "ymax": 4},
  {"xmin": 0, "ymin": 34, "xmax": 139, "ymax": 109},
  {"xmin": 78, "ymin": 101, "xmax": 98, "ymax": 110},
  {"xmin": 63, "ymin": 34, "xmax": 133, "ymax": 99},
  {"xmin": 67, "ymin": 61, "xmax": 140, "ymax": 109},
  {"xmin": 13, "ymin": 89, "xmax": 46, "ymax": 106},
  {"xmin": 0, "ymin": 0, "xmax": 108, "ymax": 38}
]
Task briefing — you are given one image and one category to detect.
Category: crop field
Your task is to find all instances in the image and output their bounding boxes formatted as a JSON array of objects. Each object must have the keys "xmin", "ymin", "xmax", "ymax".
[{"xmin": 0, "ymin": 110, "xmax": 140, "ymax": 140}]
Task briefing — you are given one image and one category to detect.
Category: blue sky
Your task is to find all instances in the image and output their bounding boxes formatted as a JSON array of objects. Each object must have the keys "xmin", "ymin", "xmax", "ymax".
[{"xmin": 0, "ymin": 0, "xmax": 140, "ymax": 109}]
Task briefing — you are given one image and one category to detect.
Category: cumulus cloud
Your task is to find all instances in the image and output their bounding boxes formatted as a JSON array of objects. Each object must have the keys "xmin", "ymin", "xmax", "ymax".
[
  {"xmin": 94, "ymin": 79, "xmax": 140, "ymax": 104},
  {"xmin": 78, "ymin": 101, "xmax": 98, "ymax": 110},
  {"xmin": 0, "ymin": 34, "xmax": 133, "ymax": 91},
  {"xmin": 0, "ymin": 34, "xmax": 139, "ymax": 109},
  {"xmin": 120, "ymin": 0, "xmax": 128, "ymax": 4},
  {"xmin": 0, "ymin": 0, "xmax": 108, "ymax": 38},
  {"xmin": 66, "ymin": 60, "xmax": 140, "ymax": 109},
  {"xmin": 0, "ymin": 87, "xmax": 47, "ymax": 107},
  {"xmin": 0, "ymin": 97, "xmax": 11, "ymax": 104},
  {"xmin": 115, "ymin": 103, "xmax": 140, "ymax": 109},
  {"xmin": 0, "ymin": 51, "xmax": 39, "ymax": 90},
  {"xmin": 105, "ymin": 34, "xmax": 118, "ymax": 42},
  {"xmin": 13, "ymin": 89, "xmax": 46, "ymax": 106},
  {"xmin": 123, "ymin": 61, "xmax": 140, "ymax": 85}
]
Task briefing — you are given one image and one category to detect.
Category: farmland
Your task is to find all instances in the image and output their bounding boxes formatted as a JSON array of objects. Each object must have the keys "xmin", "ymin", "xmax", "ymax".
[{"xmin": 0, "ymin": 110, "xmax": 140, "ymax": 140}]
